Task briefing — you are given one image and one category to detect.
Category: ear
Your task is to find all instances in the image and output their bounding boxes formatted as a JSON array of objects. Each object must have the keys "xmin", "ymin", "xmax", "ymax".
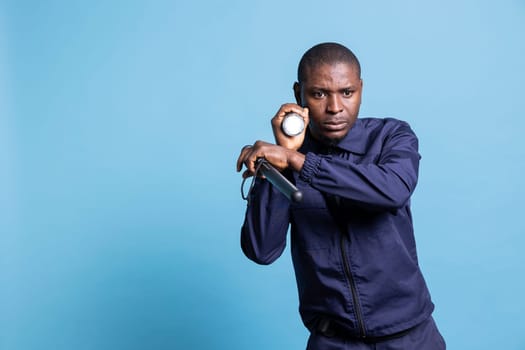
[{"xmin": 293, "ymin": 82, "xmax": 303, "ymax": 106}]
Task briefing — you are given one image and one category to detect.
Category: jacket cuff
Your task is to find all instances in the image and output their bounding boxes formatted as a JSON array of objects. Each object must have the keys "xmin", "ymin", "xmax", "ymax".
[{"xmin": 299, "ymin": 152, "xmax": 322, "ymax": 183}]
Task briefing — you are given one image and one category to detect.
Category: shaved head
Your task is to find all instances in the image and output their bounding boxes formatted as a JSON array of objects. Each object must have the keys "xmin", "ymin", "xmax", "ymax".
[{"xmin": 297, "ymin": 42, "xmax": 361, "ymax": 83}]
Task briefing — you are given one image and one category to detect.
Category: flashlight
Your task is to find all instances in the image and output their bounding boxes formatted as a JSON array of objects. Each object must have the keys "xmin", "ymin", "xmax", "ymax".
[{"xmin": 281, "ymin": 113, "xmax": 305, "ymax": 137}]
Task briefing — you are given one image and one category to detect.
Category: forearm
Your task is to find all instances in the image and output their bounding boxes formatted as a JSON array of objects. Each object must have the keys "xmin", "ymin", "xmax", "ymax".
[
  {"xmin": 299, "ymin": 124, "xmax": 421, "ymax": 210},
  {"xmin": 300, "ymin": 152, "xmax": 418, "ymax": 210}
]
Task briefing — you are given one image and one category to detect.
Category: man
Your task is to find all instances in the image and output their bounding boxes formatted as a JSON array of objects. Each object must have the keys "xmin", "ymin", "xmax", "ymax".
[{"xmin": 236, "ymin": 42, "xmax": 445, "ymax": 350}]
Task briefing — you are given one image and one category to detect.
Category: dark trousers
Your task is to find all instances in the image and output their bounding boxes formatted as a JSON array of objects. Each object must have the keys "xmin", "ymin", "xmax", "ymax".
[{"xmin": 306, "ymin": 317, "xmax": 446, "ymax": 350}]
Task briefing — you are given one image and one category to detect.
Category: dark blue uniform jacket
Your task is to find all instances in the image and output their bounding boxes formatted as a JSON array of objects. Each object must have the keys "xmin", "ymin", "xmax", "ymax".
[{"xmin": 241, "ymin": 117, "xmax": 434, "ymax": 339}]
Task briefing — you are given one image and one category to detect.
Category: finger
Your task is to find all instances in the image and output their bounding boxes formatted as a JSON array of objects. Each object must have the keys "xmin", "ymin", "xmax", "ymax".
[
  {"xmin": 236, "ymin": 145, "xmax": 252, "ymax": 172},
  {"xmin": 278, "ymin": 104, "xmax": 306, "ymax": 119},
  {"xmin": 242, "ymin": 170, "xmax": 254, "ymax": 179},
  {"xmin": 244, "ymin": 169, "xmax": 267, "ymax": 180},
  {"xmin": 236, "ymin": 153, "xmax": 245, "ymax": 172},
  {"xmin": 272, "ymin": 104, "xmax": 302, "ymax": 123},
  {"xmin": 246, "ymin": 147, "xmax": 265, "ymax": 174},
  {"xmin": 245, "ymin": 153, "xmax": 258, "ymax": 174},
  {"xmin": 302, "ymin": 106, "xmax": 309, "ymax": 118},
  {"xmin": 302, "ymin": 107, "xmax": 310, "ymax": 126}
]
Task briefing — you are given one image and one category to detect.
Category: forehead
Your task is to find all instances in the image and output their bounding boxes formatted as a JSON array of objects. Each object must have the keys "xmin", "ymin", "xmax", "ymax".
[{"xmin": 303, "ymin": 62, "xmax": 360, "ymax": 86}]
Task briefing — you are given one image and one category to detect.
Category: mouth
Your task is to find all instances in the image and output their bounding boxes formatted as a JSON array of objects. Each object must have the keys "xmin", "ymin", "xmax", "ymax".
[{"xmin": 322, "ymin": 120, "xmax": 348, "ymax": 132}]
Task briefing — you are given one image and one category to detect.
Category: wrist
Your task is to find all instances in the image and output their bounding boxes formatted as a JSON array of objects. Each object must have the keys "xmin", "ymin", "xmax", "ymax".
[{"xmin": 287, "ymin": 150, "xmax": 305, "ymax": 173}]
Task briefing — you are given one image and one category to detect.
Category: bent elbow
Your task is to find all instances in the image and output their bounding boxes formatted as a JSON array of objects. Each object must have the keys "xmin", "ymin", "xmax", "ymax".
[
  {"xmin": 241, "ymin": 241, "xmax": 284, "ymax": 265},
  {"xmin": 240, "ymin": 227, "xmax": 285, "ymax": 265},
  {"xmin": 248, "ymin": 254, "xmax": 278, "ymax": 266},
  {"xmin": 388, "ymin": 189, "xmax": 412, "ymax": 209},
  {"xmin": 384, "ymin": 170, "xmax": 417, "ymax": 209}
]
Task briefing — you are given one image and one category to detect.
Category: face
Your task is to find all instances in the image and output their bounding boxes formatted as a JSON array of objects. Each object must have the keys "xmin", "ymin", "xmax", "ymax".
[{"xmin": 294, "ymin": 62, "xmax": 363, "ymax": 144}]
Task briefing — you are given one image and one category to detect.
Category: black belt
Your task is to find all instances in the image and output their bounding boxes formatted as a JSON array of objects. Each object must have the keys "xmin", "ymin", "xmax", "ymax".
[{"xmin": 315, "ymin": 318, "xmax": 418, "ymax": 344}]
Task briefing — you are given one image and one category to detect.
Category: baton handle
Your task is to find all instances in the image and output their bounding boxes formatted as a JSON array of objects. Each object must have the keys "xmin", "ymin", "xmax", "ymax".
[{"xmin": 257, "ymin": 159, "xmax": 303, "ymax": 203}]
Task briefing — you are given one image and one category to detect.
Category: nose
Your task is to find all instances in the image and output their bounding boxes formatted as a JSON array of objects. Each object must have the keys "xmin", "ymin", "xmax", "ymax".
[{"xmin": 326, "ymin": 94, "xmax": 343, "ymax": 114}]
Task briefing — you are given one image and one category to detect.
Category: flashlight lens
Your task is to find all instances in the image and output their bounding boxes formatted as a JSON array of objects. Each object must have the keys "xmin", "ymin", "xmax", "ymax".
[{"xmin": 282, "ymin": 113, "xmax": 305, "ymax": 136}]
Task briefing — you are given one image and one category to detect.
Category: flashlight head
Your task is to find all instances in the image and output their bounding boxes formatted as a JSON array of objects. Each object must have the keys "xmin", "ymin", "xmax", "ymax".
[{"xmin": 281, "ymin": 113, "xmax": 305, "ymax": 136}]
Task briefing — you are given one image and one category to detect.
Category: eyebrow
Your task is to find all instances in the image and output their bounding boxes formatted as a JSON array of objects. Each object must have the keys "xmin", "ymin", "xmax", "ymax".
[{"xmin": 308, "ymin": 85, "xmax": 358, "ymax": 91}]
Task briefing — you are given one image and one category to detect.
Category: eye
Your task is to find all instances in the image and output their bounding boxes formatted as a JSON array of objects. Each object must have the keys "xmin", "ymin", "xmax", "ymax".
[
  {"xmin": 342, "ymin": 89, "xmax": 354, "ymax": 97},
  {"xmin": 312, "ymin": 90, "xmax": 326, "ymax": 99}
]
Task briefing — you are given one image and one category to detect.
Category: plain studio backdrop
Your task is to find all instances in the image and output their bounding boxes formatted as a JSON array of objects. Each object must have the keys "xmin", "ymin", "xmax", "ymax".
[{"xmin": 1, "ymin": 1, "xmax": 524, "ymax": 349}]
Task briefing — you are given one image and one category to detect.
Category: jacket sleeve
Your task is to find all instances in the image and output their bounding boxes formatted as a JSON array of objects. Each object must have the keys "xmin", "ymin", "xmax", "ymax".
[
  {"xmin": 299, "ymin": 121, "xmax": 420, "ymax": 210},
  {"xmin": 240, "ymin": 178, "xmax": 291, "ymax": 265}
]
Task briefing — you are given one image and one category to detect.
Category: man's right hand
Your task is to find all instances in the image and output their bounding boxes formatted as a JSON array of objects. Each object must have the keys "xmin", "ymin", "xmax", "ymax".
[{"xmin": 236, "ymin": 141, "xmax": 305, "ymax": 179}]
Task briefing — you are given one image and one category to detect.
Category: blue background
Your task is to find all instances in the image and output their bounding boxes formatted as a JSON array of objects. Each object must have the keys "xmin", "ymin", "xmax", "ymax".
[{"xmin": 1, "ymin": 1, "xmax": 524, "ymax": 349}]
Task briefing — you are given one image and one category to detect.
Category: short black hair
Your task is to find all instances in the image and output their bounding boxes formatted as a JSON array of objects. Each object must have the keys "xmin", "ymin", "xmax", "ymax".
[{"xmin": 297, "ymin": 42, "xmax": 361, "ymax": 83}]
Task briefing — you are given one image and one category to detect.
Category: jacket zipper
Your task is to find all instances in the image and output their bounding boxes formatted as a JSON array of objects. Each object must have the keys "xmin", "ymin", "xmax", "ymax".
[
  {"xmin": 326, "ymin": 146, "xmax": 367, "ymax": 338},
  {"xmin": 340, "ymin": 231, "xmax": 367, "ymax": 338}
]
